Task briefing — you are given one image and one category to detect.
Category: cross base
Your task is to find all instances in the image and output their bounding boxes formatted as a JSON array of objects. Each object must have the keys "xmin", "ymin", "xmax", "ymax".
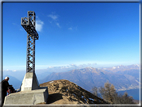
[
  {"xmin": 3, "ymin": 72, "xmax": 49, "ymax": 105},
  {"xmin": 4, "ymin": 87, "xmax": 48, "ymax": 105},
  {"xmin": 21, "ymin": 72, "xmax": 39, "ymax": 91}
]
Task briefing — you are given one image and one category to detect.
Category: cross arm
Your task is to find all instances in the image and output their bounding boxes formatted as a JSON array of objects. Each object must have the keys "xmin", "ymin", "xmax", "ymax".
[{"xmin": 21, "ymin": 17, "xmax": 39, "ymax": 40}]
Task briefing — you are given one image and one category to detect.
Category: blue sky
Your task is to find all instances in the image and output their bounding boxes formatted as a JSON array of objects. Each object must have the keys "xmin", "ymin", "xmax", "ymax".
[{"xmin": 3, "ymin": 3, "xmax": 139, "ymax": 71}]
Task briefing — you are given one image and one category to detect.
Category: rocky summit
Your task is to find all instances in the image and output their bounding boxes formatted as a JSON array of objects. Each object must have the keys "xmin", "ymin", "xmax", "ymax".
[{"xmin": 39, "ymin": 79, "xmax": 109, "ymax": 104}]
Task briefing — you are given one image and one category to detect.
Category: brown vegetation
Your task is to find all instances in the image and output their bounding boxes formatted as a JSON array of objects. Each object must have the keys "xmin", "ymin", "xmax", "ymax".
[{"xmin": 40, "ymin": 79, "xmax": 109, "ymax": 104}]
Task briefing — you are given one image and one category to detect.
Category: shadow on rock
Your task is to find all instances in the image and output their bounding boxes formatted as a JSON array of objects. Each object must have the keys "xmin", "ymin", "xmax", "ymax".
[{"xmin": 47, "ymin": 93, "xmax": 63, "ymax": 104}]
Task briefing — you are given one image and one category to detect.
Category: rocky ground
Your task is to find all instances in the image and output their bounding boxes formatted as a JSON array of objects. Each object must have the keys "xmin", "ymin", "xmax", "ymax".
[{"xmin": 39, "ymin": 79, "xmax": 109, "ymax": 105}]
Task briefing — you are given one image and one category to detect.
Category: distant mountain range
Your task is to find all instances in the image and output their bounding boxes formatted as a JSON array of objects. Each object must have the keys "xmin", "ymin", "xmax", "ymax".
[
  {"xmin": 2, "ymin": 64, "xmax": 140, "ymax": 92},
  {"xmin": 102, "ymin": 64, "xmax": 139, "ymax": 72},
  {"xmin": 40, "ymin": 64, "xmax": 140, "ymax": 92},
  {"xmin": 3, "ymin": 69, "xmax": 53, "ymax": 81}
]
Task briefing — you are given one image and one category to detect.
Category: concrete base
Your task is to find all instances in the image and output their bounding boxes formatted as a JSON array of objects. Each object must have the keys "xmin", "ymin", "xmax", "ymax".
[
  {"xmin": 4, "ymin": 87, "xmax": 48, "ymax": 105},
  {"xmin": 21, "ymin": 72, "xmax": 39, "ymax": 91}
]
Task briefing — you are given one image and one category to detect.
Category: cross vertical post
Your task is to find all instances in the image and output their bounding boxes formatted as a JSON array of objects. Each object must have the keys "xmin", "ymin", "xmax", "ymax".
[{"xmin": 21, "ymin": 11, "xmax": 39, "ymax": 73}]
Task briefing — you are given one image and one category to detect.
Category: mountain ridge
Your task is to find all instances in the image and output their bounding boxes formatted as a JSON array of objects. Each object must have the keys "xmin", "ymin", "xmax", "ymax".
[
  {"xmin": 40, "ymin": 65, "xmax": 140, "ymax": 92},
  {"xmin": 39, "ymin": 79, "xmax": 109, "ymax": 104}
]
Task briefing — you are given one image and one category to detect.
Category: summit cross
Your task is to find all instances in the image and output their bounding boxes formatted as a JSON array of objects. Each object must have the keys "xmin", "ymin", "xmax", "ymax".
[
  {"xmin": 3, "ymin": 11, "xmax": 48, "ymax": 105},
  {"xmin": 21, "ymin": 11, "xmax": 39, "ymax": 73}
]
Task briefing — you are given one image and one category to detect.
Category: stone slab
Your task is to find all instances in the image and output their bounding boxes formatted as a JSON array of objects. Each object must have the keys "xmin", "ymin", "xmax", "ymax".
[{"xmin": 4, "ymin": 87, "xmax": 48, "ymax": 105}]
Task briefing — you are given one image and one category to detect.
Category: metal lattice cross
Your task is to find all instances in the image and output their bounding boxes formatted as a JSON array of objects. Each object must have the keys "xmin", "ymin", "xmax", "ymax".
[{"xmin": 21, "ymin": 11, "xmax": 39, "ymax": 73}]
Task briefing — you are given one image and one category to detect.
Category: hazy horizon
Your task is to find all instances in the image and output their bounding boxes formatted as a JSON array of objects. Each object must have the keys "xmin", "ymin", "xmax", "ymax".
[{"xmin": 3, "ymin": 63, "xmax": 140, "ymax": 73}]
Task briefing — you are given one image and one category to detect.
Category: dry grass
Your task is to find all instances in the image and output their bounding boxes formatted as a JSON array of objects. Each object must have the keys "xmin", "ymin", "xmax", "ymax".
[{"xmin": 40, "ymin": 79, "xmax": 109, "ymax": 104}]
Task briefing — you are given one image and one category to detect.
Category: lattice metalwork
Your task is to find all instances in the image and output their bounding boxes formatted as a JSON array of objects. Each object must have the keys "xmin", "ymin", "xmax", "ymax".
[{"xmin": 21, "ymin": 11, "xmax": 39, "ymax": 73}]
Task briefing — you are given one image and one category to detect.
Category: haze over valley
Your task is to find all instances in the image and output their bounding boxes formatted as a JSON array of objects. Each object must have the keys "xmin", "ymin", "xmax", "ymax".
[{"xmin": 3, "ymin": 64, "xmax": 140, "ymax": 93}]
